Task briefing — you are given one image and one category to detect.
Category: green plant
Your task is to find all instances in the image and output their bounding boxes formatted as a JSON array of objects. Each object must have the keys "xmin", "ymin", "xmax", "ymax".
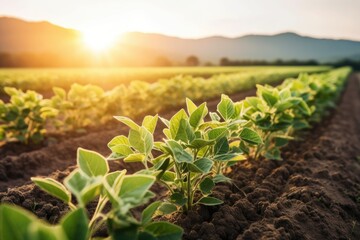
[
  {"xmin": 0, "ymin": 87, "xmax": 57, "ymax": 144},
  {"xmin": 108, "ymin": 97, "xmax": 262, "ymax": 212},
  {"xmin": 242, "ymin": 84, "xmax": 312, "ymax": 160},
  {"xmin": 50, "ymin": 84, "xmax": 109, "ymax": 131},
  {"xmin": 240, "ymin": 67, "xmax": 351, "ymax": 160},
  {"xmin": 0, "ymin": 148, "xmax": 183, "ymax": 240}
]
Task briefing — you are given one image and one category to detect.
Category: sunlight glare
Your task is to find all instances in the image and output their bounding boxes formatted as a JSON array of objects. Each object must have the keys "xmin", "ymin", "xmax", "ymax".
[{"xmin": 82, "ymin": 28, "xmax": 120, "ymax": 52}]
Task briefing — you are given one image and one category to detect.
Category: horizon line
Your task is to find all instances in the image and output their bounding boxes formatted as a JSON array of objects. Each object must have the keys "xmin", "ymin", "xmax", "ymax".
[{"xmin": 1, "ymin": 15, "xmax": 360, "ymax": 42}]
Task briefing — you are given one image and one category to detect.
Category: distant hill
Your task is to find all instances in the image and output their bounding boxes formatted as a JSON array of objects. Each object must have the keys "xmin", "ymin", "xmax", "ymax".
[
  {"xmin": 119, "ymin": 32, "xmax": 360, "ymax": 62},
  {"xmin": 1, "ymin": 16, "xmax": 360, "ymax": 66},
  {"xmin": 0, "ymin": 17, "xmax": 82, "ymax": 54}
]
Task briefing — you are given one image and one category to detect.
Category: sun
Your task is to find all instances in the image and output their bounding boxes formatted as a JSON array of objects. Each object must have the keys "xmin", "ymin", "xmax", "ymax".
[{"xmin": 82, "ymin": 29, "xmax": 120, "ymax": 52}]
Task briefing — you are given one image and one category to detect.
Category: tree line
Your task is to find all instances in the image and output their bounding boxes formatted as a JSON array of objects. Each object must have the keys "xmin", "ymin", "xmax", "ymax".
[{"xmin": 0, "ymin": 52, "xmax": 359, "ymax": 70}]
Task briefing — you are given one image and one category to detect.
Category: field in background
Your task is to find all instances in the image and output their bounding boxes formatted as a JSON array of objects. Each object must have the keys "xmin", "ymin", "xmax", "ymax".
[{"xmin": 0, "ymin": 66, "xmax": 330, "ymax": 93}]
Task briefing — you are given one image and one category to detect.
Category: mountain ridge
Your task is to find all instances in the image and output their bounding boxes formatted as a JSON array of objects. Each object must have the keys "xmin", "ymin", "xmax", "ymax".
[{"xmin": 1, "ymin": 16, "xmax": 360, "ymax": 65}]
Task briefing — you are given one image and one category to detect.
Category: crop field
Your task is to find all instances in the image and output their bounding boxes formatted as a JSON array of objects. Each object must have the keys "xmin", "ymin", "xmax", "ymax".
[
  {"xmin": 0, "ymin": 67, "xmax": 360, "ymax": 240},
  {"xmin": 0, "ymin": 66, "xmax": 329, "ymax": 93}
]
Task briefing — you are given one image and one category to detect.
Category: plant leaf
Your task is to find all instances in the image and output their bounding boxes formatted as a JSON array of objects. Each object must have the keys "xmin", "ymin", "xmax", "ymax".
[
  {"xmin": 189, "ymin": 102, "xmax": 207, "ymax": 129},
  {"xmin": 197, "ymin": 196, "xmax": 223, "ymax": 206},
  {"xmin": 61, "ymin": 208, "xmax": 89, "ymax": 240},
  {"xmin": 239, "ymin": 128, "xmax": 262, "ymax": 145},
  {"xmin": 31, "ymin": 177, "xmax": 71, "ymax": 204},
  {"xmin": 142, "ymin": 115, "xmax": 158, "ymax": 134},
  {"xmin": 142, "ymin": 222, "xmax": 183, "ymax": 240},
  {"xmin": 77, "ymin": 148, "xmax": 109, "ymax": 177},
  {"xmin": 165, "ymin": 140, "xmax": 193, "ymax": 163},
  {"xmin": 141, "ymin": 201, "xmax": 162, "ymax": 225},
  {"xmin": 217, "ymin": 94, "xmax": 235, "ymax": 120},
  {"xmin": 199, "ymin": 178, "xmax": 215, "ymax": 195},
  {"xmin": 114, "ymin": 116, "xmax": 140, "ymax": 130}
]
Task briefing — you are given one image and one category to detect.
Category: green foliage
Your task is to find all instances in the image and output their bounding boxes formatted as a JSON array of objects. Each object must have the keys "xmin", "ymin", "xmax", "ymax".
[
  {"xmin": 11, "ymin": 147, "xmax": 184, "ymax": 240},
  {"xmin": 0, "ymin": 67, "xmax": 350, "ymax": 240},
  {"xmin": 242, "ymin": 67, "xmax": 351, "ymax": 160},
  {"xmin": 0, "ymin": 67, "xmax": 329, "ymax": 144},
  {"xmin": 0, "ymin": 87, "xmax": 58, "ymax": 144},
  {"xmin": 50, "ymin": 84, "xmax": 108, "ymax": 131},
  {"xmin": 109, "ymin": 97, "xmax": 256, "ymax": 212},
  {"xmin": 108, "ymin": 67, "xmax": 351, "ymax": 214}
]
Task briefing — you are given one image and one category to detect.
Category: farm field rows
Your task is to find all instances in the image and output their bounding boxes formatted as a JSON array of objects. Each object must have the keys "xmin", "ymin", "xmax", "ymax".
[
  {"xmin": 1, "ymin": 67, "xmax": 359, "ymax": 240},
  {"xmin": 0, "ymin": 66, "xmax": 330, "ymax": 144},
  {"xmin": 0, "ymin": 66, "xmax": 329, "ymax": 93}
]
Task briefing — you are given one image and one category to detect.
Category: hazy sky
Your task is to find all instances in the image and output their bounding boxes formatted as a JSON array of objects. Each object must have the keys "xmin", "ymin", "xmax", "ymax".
[{"xmin": 1, "ymin": 0, "xmax": 360, "ymax": 40}]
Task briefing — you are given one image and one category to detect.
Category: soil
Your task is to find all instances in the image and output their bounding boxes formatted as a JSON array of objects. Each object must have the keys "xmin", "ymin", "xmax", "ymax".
[{"xmin": 1, "ymin": 75, "xmax": 360, "ymax": 239}]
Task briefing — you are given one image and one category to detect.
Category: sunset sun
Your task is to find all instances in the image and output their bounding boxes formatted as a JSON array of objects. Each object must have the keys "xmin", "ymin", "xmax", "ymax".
[{"xmin": 82, "ymin": 29, "xmax": 120, "ymax": 52}]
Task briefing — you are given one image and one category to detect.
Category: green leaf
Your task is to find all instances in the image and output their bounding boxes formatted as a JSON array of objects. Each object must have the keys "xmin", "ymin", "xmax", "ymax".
[
  {"xmin": 0, "ymin": 204, "xmax": 35, "ymax": 240},
  {"xmin": 53, "ymin": 87, "xmax": 66, "ymax": 99},
  {"xmin": 64, "ymin": 170, "xmax": 88, "ymax": 196},
  {"xmin": 31, "ymin": 177, "xmax": 71, "ymax": 204},
  {"xmin": 213, "ymin": 174, "xmax": 231, "ymax": 183},
  {"xmin": 106, "ymin": 170, "xmax": 126, "ymax": 187},
  {"xmin": 169, "ymin": 109, "xmax": 188, "ymax": 141},
  {"xmin": 191, "ymin": 158, "xmax": 213, "ymax": 173},
  {"xmin": 209, "ymin": 112, "xmax": 221, "ymax": 121},
  {"xmin": 186, "ymin": 98, "xmax": 197, "ymax": 115},
  {"xmin": 199, "ymin": 178, "xmax": 215, "ymax": 195},
  {"xmin": 143, "ymin": 222, "xmax": 183, "ymax": 240},
  {"xmin": 297, "ymin": 100, "xmax": 312, "ymax": 116},
  {"xmin": 214, "ymin": 137, "xmax": 229, "ymax": 155},
  {"xmin": 260, "ymin": 89, "xmax": 278, "ymax": 107},
  {"xmin": 239, "ymin": 128, "xmax": 262, "ymax": 145},
  {"xmin": 29, "ymin": 224, "xmax": 63, "ymax": 240},
  {"xmin": 64, "ymin": 170, "xmax": 102, "ymax": 206},
  {"xmin": 129, "ymin": 127, "xmax": 153, "ymax": 155},
  {"xmin": 189, "ymin": 103, "xmax": 207, "ymax": 129},
  {"xmin": 124, "ymin": 153, "xmax": 146, "ymax": 163},
  {"xmin": 245, "ymin": 97, "xmax": 262, "ymax": 110},
  {"xmin": 194, "ymin": 158, "xmax": 214, "ymax": 173},
  {"xmin": 141, "ymin": 201, "xmax": 162, "ymax": 225},
  {"xmin": 159, "ymin": 117, "xmax": 170, "ymax": 128},
  {"xmin": 109, "ymin": 144, "xmax": 133, "ymax": 159},
  {"xmin": 214, "ymin": 153, "xmax": 242, "ymax": 161},
  {"xmin": 170, "ymin": 192, "xmax": 187, "ymax": 206},
  {"xmin": 108, "ymin": 135, "xmax": 129, "ymax": 148},
  {"xmin": 142, "ymin": 115, "xmax": 158, "ymax": 134},
  {"xmin": 158, "ymin": 203, "xmax": 177, "ymax": 215},
  {"xmin": 160, "ymin": 171, "xmax": 176, "ymax": 182},
  {"xmin": 275, "ymin": 137, "xmax": 289, "ymax": 147},
  {"xmin": 165, "ymin": 140, "xmax": 193, "ymax": 163},
  {"xmin": 188, "ymin": 138, "xmax": 214, "ymax": 149},
  {"xmin": 79, "ymin": 180, "xmax": 103, "ymax": 206},
  {"xmin": 61, "ymin": 208, "xmax": 89, "ymax": 240},
  {"xmin": 114, "ymin": 116, "xmax": 140, "ymax": 130},
  {"xmin": 197, "ymin": 196, "xmax": 223, "ymax": 206},
  {"xmin": 77, "ymin": 148, "xmax": 109, "ymax": 177},
  {"xmin": 217, "ymin": 94, "xmax": 235, "ymax": 120},
  {"xmin": 119, "ymin": 175, "xmax": 155, "ymax": 205},
  {"xmin": 108, "ymin": 221, "xmax": 140, "ymax": 240},
  {"xmin": 207, "ymin": 127, "xmax": 228, "ymax": 140}
]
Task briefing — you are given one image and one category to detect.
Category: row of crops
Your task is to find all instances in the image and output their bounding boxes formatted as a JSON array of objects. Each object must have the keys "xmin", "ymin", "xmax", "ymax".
[
  {"xmin": 0, "ymin": 67, "xmax": 351, "ymax": 240},
  {"xmin": 0, "ymin": 67, "xmax": 328, "ymax": 144},
  {"xmin": 0, "ymin": 66, "xmax": 328, "ymax": 93}
]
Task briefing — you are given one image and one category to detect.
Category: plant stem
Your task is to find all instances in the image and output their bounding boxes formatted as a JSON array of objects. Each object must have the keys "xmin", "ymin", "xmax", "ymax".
[{"xmin": 187, "ymin": 171, "xmax": 192, "ymax": 211}]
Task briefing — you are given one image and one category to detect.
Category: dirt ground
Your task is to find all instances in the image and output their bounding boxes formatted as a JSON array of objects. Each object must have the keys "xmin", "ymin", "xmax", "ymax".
[{"xmin": 1, "ymin": 75, "xmax": 359, "ymax": 239}]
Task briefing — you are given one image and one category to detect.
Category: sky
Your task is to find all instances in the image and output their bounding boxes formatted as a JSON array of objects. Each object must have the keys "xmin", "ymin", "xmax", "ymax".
[{"xmin": 1, "ymin": 0, "xmax": 360, "ymax": 40}]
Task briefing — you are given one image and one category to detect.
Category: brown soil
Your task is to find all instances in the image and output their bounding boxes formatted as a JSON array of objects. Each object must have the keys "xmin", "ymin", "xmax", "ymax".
[{"xmin": 1, "ymin": 75, "xmax": 360, "ymax": 239}]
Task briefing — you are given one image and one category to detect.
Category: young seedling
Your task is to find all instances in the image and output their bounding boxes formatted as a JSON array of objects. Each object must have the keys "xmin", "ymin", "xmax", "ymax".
[
  {"xmin": 109, "ymin": 97, "xmax": 256, "ymax": 212},
  {"xmin": 23, "ymin": 147, "xmax": 183, "ymax": 240},
  {"xmin": 0, "ymin": 87, "xmax": 58, "ymax": 144}
]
